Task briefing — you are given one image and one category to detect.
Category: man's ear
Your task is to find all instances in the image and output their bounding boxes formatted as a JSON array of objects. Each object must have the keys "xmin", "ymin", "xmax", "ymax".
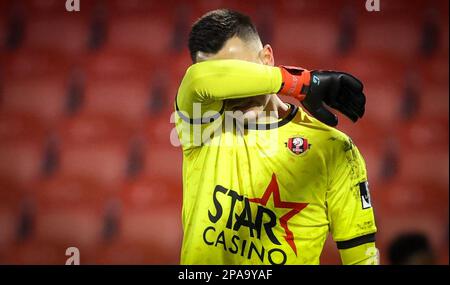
[
  {"xmin": 259, "ymin": 44, "xmax": 274, "ymax": 66},
  {"xmin": 196, "ymin": 51, "xmax": 212, "ymax": 62}
]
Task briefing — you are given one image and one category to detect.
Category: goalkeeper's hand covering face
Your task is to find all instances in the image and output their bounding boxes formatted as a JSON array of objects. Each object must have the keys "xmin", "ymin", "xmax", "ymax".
[{"xmin": 279, "ymin": 66, "xmax": 366, "ymax": 126}]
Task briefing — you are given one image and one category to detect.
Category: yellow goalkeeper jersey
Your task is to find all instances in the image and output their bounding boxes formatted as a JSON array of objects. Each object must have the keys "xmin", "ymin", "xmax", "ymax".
[{"xmin": 175, "ymin": 60, "xmax": 377, "ymax": 265}]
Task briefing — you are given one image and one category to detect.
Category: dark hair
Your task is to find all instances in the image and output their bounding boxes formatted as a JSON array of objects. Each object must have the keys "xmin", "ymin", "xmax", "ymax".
[{"xmin": 188, "ymin": 9, "xmax": 260, "ymax": 63}]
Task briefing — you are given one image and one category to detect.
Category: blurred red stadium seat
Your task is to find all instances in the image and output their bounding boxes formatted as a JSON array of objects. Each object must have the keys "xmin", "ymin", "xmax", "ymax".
[
  {"xmin": 338, "ymin": 53, "xmax": 408, "ymax": 119},
  {"xmin": 122, "ymin": 176, "xmax": 182, "ymax": 211},
  {"xmin": 276, "ymin": 0, "xmax": 344, "ymax": 17},
  {"xmin": 112, "ymin": 175, "xmax": 182, "ymax": 264},
  {"xmin": 3, "ymin": 50, "xmax": 72, "ymax": 78},
  {"xmin": 397, "ymin": 146, "xmax": 449, "ymax": 189},
  {"xmin": 106, "ymin": 15, "xmax": 172, "ymax": 56},
  {"xmin": 81, "ymin": 49, "xmax": 167, "ymax": 126},
  {"xmin": 0, "ymin": 186, "xmax": 24, "ymax": 253},
  {"xmin": 354, "ymin": 17, "xmax": 421, "ymax": 61},
  {"xmin": 31, "ymin": 176, "xmax": 112, "ymax": 248},
  {"xmin": 362, "ymin": 80, "xmax": 404, "ymax": 127},
  {"xmin": 273, "ymin": 16, "xmax": 339, "ymax": 62},
  {"xmin": 420, "ymin": 53, "xmax": 449, "ymax": 85},
  {"xmin": 23, "ymin": 16, "xmax": 90, "ymax": 56},
  {"xmin": 418, "ymin": 74, "xmax": 449, "ymax": 120},
  {"xmin": 2, "ymin": 51, "xmax": 73, "ymax": 127},
  {"xmin": 142, "ymin": 111, "xmax": 180, "ymax": 145},
  {"xmin": 339, "ymin": 50, "xmax": 408, "ymax": 82},
  {"xmin": 357, "ymin": 142, "xmax": 385, "ymax": 186},
  {"xmin": 106, "ymin": 0, "xmax": 172, "ymax": 17},
  {"xmin": 1, "ymin": 76, "xmax": 69, "ymax": 127},
  {"xmin": 83, "ymin": 172, "xmax": 182, "ymax": 264},
  {"xmin": 168, "ymin": 51, "xmax": 192, "ymax": 85},
  {"xmin": 274, "ymin": 51, "xmax": 325, "ymax": 70},
  {"xmin": 0, "ymin": 115, "xmax": 47, "ymax": 186},
  {"xmin": 58, "ymin": 114, "xmax": 134, "ymax": 143},
  {"xmin": 0, "ymin": 113, "xmax": 48, "ymax": 142},
  {"xmin": 55, "ymin": 116, "xmax": 133, "ymax": 189},
  {"xmin": 82, "ymin": 48, "xmax": 154, "ymax": 81},
  {"xmin": 382, "ymin": 180, "xmax": 448, "ymax": 218},
  {"xmin": 338, "ymin": 51, "xmax": 418, "ymax": 128},
  {"xmin": 82, "ymin": 77, "xmax": 152, "ymax": 126},
  {"xmin": 2, "ymin": 240, "xmax": 69, "ymax": 264},
  {"xmin": 419, "ymin": 63, "xmax": 449, "ymax": 122},
  {"xmin": 142, "ymin": 143, "xmax": 182, "ymax": 180},
  {"xmin": 398, "ymin": 116, "xmax": 448, "ymax": 149},
  {"xmin": 185, "ymin": 0, "xmax": 277, "ymax": 29}
]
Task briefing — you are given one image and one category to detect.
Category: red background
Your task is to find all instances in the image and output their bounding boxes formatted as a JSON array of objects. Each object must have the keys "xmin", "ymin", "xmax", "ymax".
[{"xmin": 0, "ymin": 0, "xmax": 448, "ymax": 264}]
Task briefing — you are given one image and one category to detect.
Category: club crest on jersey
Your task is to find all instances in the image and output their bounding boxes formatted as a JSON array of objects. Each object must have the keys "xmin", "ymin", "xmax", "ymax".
[{"xmin": 286, "ymin": 137, "xmax": 310, "ymax": 155}]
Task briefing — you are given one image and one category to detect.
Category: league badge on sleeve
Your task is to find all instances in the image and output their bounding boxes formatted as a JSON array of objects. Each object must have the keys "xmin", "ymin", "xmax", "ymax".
[
  {"xmin": 359, "ymin": 181, "xmax": 372, "ymax": 209},
  {"xmin": 286, "ymin": 137, "xmax": 311, "ymax": 155}
]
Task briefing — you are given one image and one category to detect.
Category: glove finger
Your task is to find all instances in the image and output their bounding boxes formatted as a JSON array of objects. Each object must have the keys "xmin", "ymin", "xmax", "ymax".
[
  {"xmin": 349, "ymin": 89, "xmax": 366, "ymax": 110},
  {"xmin": 326, "ymin": 86, "xmax": 364, "ymax": 112},
  {"xmin": 340, "ymin": 87, "xmax": 366, "ymax": 117},
  {"xmin": 351, "ymin": 99, "xmax": 365, "ymax": 117},
  {"xmin": 339, "ymin": 104, "xmax": 360, "ymax": 122},
  {"xmin": 341, "ymin": 73, "xmax": 364, "ymax": 93},
  {"xmin": 347, "ymin": 90, "xmax": 366, "ymax": 109},
  {"xmin": 341, "ymin": 93, "xmax": 365, "ymax": 118},
  {"xmin": 303, "ymin": 101, "xmax": 338, "ymax": 127},
  {"xmin": 335, "ymin": 92, "xmax": 364, "ymax": 121},
  {"xmin": 340, "ymin": 83, "xmax": 366, "ymax": 106},
  {"xmin": 324, "ymin": 90, "xmax": 362, "ymax": 122}
]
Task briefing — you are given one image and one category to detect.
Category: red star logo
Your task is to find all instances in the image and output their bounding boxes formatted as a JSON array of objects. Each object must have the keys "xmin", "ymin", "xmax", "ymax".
[{"xmin": 248, "ymin": 174, "xmax": 308, "ymax": 255}]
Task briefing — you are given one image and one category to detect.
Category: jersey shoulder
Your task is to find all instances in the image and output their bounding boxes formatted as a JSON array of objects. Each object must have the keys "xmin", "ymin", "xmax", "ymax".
[
  {"xmin": 289, "ymin": 107, "xmax": 368, "ymax": 182},
  {"xmin": 289, "ymin": 107, "xmax": 354, "ymax": 150}
]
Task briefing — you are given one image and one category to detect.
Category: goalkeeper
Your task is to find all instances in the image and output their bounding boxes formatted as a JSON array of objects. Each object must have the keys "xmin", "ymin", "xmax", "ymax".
[{"xmin": 175, "ymin": 9, "xmax": 378, "ymax": 265}]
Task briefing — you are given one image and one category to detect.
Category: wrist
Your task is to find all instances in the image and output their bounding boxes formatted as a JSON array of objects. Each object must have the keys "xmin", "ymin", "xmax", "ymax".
[{"xmin": 277, "ymin": 66, "xmax": 311, "ymax": 101}]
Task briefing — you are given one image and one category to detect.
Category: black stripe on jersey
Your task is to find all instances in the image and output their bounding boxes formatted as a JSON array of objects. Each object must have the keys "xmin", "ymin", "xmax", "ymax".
[
  {"xmin": 336, "ymin": 233, "xmax": 376, "ymax": 250},
  {"xmin": 175, "ymin": 97, "xmax": 298, "ymax": 130},
  {"xmin": 175, "ymin": 97, "xmax": 225, "ymax": 125}
]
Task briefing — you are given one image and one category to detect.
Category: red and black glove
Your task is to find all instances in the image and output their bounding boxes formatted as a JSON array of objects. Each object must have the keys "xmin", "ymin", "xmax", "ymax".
[{"xmin": 278, "ymin": 66, "xmax": 366, "ymax": 127}]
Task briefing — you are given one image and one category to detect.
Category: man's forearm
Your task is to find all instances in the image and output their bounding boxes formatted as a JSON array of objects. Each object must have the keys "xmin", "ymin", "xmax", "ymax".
[
  {"xmin": 175, "ymin": 59, "xmax": 366, "ymax": 127},
  {"xmin": 176, "ymin": 59, "xmax": 282, "ymax": 115}
]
